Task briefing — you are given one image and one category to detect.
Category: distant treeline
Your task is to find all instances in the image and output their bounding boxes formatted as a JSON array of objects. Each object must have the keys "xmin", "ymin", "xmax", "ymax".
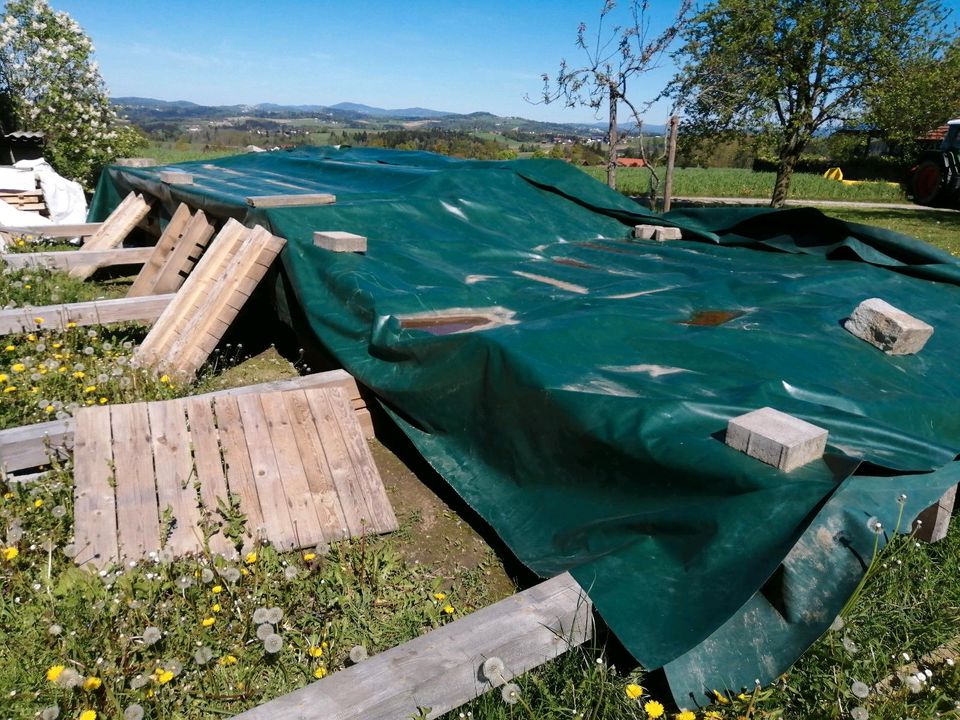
[{"xmin": 329, "ymin": 129, "xmax": 518, "ymax": 160}]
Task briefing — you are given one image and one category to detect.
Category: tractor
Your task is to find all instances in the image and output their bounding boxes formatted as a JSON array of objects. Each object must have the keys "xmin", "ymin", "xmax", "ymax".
[{"xmin": 911, "ymin": 118, "xmax": 960, "ymax": 206}]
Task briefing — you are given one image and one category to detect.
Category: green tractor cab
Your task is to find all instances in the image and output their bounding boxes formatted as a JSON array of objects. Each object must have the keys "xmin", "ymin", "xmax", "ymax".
[{"xmin": 911, "ymin": 118, "xmax": 960, "ymax": 206}]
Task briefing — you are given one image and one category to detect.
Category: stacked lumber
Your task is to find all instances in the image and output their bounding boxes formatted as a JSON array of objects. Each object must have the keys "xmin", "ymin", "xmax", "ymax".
[
  {"xmin": 135, "ymin": 219, "xmax": 286, "ymax": 380},
  {"xmin": 0, "ymin": 189, "xmax": 46, "ymax": 214},
  {"xmin": 127, "ymin": 203, "xmax": 216, "ymax": 296},
  {"xmin": 68, "ymin": 191, "xmax": 153, "ymax": 280}
]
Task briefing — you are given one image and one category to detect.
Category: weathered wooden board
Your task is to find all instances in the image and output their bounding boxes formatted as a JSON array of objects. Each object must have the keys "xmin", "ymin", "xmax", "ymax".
[
  {"xmin": 127, "ymin": 203, "xmax": 193, "ymax": 297},
  {"xmin": 0, "ymin": 369, "xmax": 372, "ymax": 473},
  {"xmin": 0, "ymin": 294, "xmax": 174, "ymax": 335},
  {"xmin": 2, "ymin": 247, "xmax": 153, "ymax": 272},
  {"xmin": 246, "ymin": 193, "xmax": 336, "ymax": 208},
  {"xmin": 230, "ymin": 572, "xmax": 592, "ymax": 720},
  {"xmin": 71, "ymin": 386, "xmax": 393, "ymax": 568},
  {"xmin": 70, "ymin": 192, "xmax": 153, "ymax": 280},
  {"xmin": 0, "ymin": 223, "xmax": 102, "ymax": 238},
  {"xmin": 148, "ymin": 210, "xmax": 216, "ymax": 294}
]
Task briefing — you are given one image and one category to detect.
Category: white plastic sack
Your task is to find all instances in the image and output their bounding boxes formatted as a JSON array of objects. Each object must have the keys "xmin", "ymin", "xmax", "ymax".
[
  {"xmin": 0, "ymin": 199, "xmax": 53, "ymax": 252},
  {"xmin": 11, "ymin": 158, "xmax": 87, "ymax": 224}
]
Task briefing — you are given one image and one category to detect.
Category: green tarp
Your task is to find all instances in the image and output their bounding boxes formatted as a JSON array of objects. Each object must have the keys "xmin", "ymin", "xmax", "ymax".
[{"xmin": 92, "ymin": 148, "xmax": 960, "ymax": 706}]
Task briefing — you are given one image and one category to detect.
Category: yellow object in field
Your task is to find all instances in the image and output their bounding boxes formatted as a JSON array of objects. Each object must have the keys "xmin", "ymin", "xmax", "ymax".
[{"xmin": 823, "ymin": 167, "xmax": 844, "ymax": 181}]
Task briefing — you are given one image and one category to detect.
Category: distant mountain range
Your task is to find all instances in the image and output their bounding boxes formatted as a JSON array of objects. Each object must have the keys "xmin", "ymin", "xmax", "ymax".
[{"xmin": 111, "ymin": 97, "xmax": 665, "ymax": 136}]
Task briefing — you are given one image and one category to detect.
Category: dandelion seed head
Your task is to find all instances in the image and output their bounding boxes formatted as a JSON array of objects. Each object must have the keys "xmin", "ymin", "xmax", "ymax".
[
  {"xmin": 142, "ymin": 626, "xmax": 162, "ymax": 646},
  {"xmin": 48, "ymin": 623, "xmax": 62, "ymax": 636},
  {"xmin": 123, "ymin": 705, "xmax": 144, "ymax": 720},
  {"xmin": 175, "ymin": 575, "xmax": 193, "ymax": 590},
  {"xmin": 850, "ymin": 706, "xmax": 868, "ymax": 720},
  {"xmin": 843, "ymin": 636, "xmax": 859, "ymax": 654},
  {"xmin": 266, "ymin": 606, "xmax": 283, "ymax": 624},
  {"xmin": 222, "ymin": 567, "xmax": 241, "ymax": 583},
  {"xmin": 829, "ymin": 615, "xmax": 844, "ymax": 632},
  {"xmin": 866, "ymin": 516, "xmax": 883, "ymax": 534},
  {"xmin": 40, "ymin": 705, "xmax": 60, "ymax": 720},
  {"xmin": 256, "ymin": 623, "xmax": 273, "ymax": 641},
  {"xmin": 263, "ymin": 633, "xmax": 283, "ymax": 654},
  {"xmin": 481, "ymin": 657, "xmax": 505, "ymax": 685},
  {"xmin": 284, "ymin": 565, "xmax": 299, "ymax": 581},
  {"xmin": 349, "ymin": 645, "xmax": 368, "ymax": 663},
  {"xmin": 201, "ymin": 568, "xmax": 215, "ymax": 584},
  {"xmin": 501, "ymin": 683, "xmax": 521, "ymax": 705},
  {"xmin": 252, "ymin": 607, "xmax": 269, "ymax": 624},
  {"xmin": 851, "ymin": 680, "xmax": 870, "ymax": 698}
]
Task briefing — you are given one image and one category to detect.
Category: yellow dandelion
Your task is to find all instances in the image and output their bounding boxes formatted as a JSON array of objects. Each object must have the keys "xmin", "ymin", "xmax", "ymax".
[
  {"xmin": 313, "ymin": 666, "xmax": 328, "ymax": 679},
  {"xmin": 11, "ymin": 363, "xmax": 25, "ymax": 373},
  {"xmin": 218, "ymin": 655, "xmax": 238, "ymax": 666},
  {"xmin": 625, "ymin": 683, "xmax": 644, "ymax": 700},
  {"xmin": 44, "ymin": 405, "xmax": 54, "ymax": 413},
  {"xmin": 152, "ymin": 668, "xmax": 174, "ymax": 684},
  {"xmin": 308, "ymin": 646, "xmax": 324, "ymax": 658},
  {"xmin": 644, "ymin": 700, "xmax": 665, "ymax": 718},
  {"xmin": 244, "ymin": 552, "xmax": 258, "ymax": 564},
  {"xmin": 33, "ymin": 317, "xmax": 45, "ymax": 325},
  {"xmin": 46, "ymin": 664, "xmax": 65, "ymax": 682},
  {"xmin": 4, "ymin": 386, "xmax": 17, "ymax": 393},
  {"xmin": 82, "ymin": 676, "xmax": 102, "ymax": 692},
  {"xmin": 33, "ymin": 498, "xmax": 43, "ymax": 508},
  {"xmin": 201, "ymin": 617, "xmax": 215, "ymax": 627},
  {"xmin": 712, "ymin": 690, "xmax": 730, "ymax": 705},
  {"xmin": 433, "ymin": 592, "xmax": 446, "ymax": 601},
  {"xmin": 2, "ymin": 547, "xmax": 19, "ymax": 561},
  {"xmin": 72, "ymin": 370, "xmax": 85, "ymax": 379},
  {"xmin": 79, "ymin": 711, "xmax": 97, "ymax": 720},
  {"xmin": 737, "ymin": 693, "xmax": 749, "ymax": 701},
  {"xmin": 303, "ymin": 552, "xmax": 316, "ymax": 561},
  {"xmin": 66, "ymin": 322, "xmax": 77, "ymax": 328},
  {"xmin": 57, "ymin": 366, "xmax": 66, "ymax": 373},
  {"xmin": 2, "ymin": 492, "xmax": 13, "ymax": 499},
  {"xmin": 4, "ymin": 344, "xmax": 14, "ymax": 351},
  {"xmin": 26, "ymin": 334, "xmax": 36, "ymax": 342},
  {"xmin": 704, "ymin": 712, "xmax": 723, "ymax": 719},
  {"xmin": 212, "ymin": 603, "xmax": 222, "ymax": 613},
  {"xmin": 23, "ymin": 283, "xmax": 31, "ymax": 289},
  {"xmin": 38, "ymin": 366, "xmax": 47, "ymax": 374},
  {"xmin": 52, "ymin": 342, "xmax": 61, "ymax": 349},
  {"xmin": 675, "ymin": 711, "xmax": 696, "ymax": 720},
  {"xmin": 160, "ymin": 374, "xmax": 170, "ymax": 384},
  {"xmin": 241, "ymin": 568, "xmax": 249, "ymax": 576},
  {"xmin": 0, "ymin": 373, "xmax": 6, "ymax": 383},
  {"xmin": 98, "ymin": 397, "xmax": 108, "ymax": 404},
  {"xmin": 84, "ymin": 385, "xmax": 96, "ymax": 394},
  {"xmin": 212, "ymin": 585, "xmax": 223, "ymax": 594},
  {"xmin": 442, "ymin": 604, "xmax": 455, "ymax": 615},
  {"xmin": 30, "ymin": 386, "xmax": 39, "ymax": 393}
]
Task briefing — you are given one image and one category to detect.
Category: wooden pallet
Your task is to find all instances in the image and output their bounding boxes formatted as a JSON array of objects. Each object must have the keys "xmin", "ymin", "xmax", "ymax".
[
  {"xmin": 128, "ymin": 203, "xmax": 216, "ymax": 297},
  {"xmin": 0, "ymin": 190, "xmax": 46, "ymax": 214},
  {"xmin": 1, "ymin": 246, "xmax": 153, "ymax": 272},
  {"xmin": 0, "ymin": 293, "xmax": 173, "ymax": 335},
  {"xmin": 69, "ymin": 192, "xmax": 153, "ymax": 280},
  {"xmin": 135, "ymin": 219, "xmax": 285, "ymax": 380},
  {"xmin": 72, "ymin": 386, "xmax": 396, "ymax": 568}
]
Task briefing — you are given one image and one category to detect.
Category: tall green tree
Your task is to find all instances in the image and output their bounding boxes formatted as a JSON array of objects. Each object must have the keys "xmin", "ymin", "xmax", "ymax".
[
  {"xmin": 534, "ymin": 0, "xmax": 691, "ymax": 190},
  {"xmin": 669, "ymin": 0, "xmax": 951, "ymax": 206},
  {"xmin": 0, "ymin": 0, "xmax": 145, "ymax": 186}
]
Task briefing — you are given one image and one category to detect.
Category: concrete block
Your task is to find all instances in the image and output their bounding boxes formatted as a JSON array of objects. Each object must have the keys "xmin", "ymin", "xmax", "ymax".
[
  {"xmin": 633, "ymin": 224, "xmax": 656, "ymax": 240},
  {"xmin": 844, "ymin": 298, "xmax": 933, "ymax": 355},
  {"xmin": 913, "ymin": 484, "xmax": 957, "ymax": 543},
  {"xmin": 159, "ymin": 170, "xmax": 193, "ymax": 184},
  {"xmin": 114, "ymin": 158, "xmax": 157, "ymax": 168},
  {"xmin": 726, "ymin": 407, "xmax": 828, "ymax": 472},
  {"xmin": 314, "ymin": 230, "xmax": 367, "ymax": 253},
  {"xmin": 653, "ymin": 226, "xmax": 682, "ymax": 241}
]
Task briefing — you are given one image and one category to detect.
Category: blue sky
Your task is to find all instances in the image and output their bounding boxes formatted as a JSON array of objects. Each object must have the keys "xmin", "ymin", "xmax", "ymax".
[
  {"xmin": 49, "ymin": 1, "xmax": 960, "ymax": 125},
  {"xmin": 51, "ymin": 0, "xmax": 692, "ymax": 124}
]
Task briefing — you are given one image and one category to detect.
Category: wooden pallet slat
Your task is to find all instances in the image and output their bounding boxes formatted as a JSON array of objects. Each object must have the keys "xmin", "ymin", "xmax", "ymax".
[
  {"xmin": 148, "ymin": 210, "xmax": 217, "ymax": 294},
  {"xmin": 69, "ymin": 192, "xmax": 153, "ymax": 280},
  {"xmin": 72, "ymin": 407, "xmax": 118, "ymax": 568},
  {"xmin": 212, "ymin": 395, "xmax": 267, "ymax": 546},
  {"xmin": 110, "ymin": 403, "xmax": 161, "ymax": 560},
  {"xmin": 127, "ymin": 203, "xmax": 193, "ymax": 297},
  {"xmin": 246, "ymin": 193, "xmax": 336, "ymax": 208},
  {"xmin": 185, "ymin": 397, "xmax": 236, "ymax": 559},
  {"xmin": 0, "ymin": 222, "xmax": 102, "ymax": 238},
  {"xmin": 0, "ymin": 294, "xmax": 174, "ymax": 335},
  {"xmin": 2, "ymin": 246, "xmax": 153, "ymax": 272}
]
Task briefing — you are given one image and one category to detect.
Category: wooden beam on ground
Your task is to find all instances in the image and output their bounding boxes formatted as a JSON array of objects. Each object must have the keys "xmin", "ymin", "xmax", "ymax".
[
  {"xmin": 913, "ymin": 484, "xmax": 958, "ymax": 543},
  {"xmin": 0, "ymin": 294, "xmax": 173, "ymax": 335},
  {"xmin": 2, "ymin": 247, "xmax": 154, "ymax": 272},
  {"xmin": 230, "ymin": 572, "xmax": 592, "ymax": 720},
  {"xmin": 0, "ymin": 223, "xmax": 102, "ymax": 238},
  {"xmin": 70, "ymin": 192, "xmax": 153, "ymax": 280},
  {"xmin": 0, "ymin": 369, "xmax": 371, "ymax": 473},
  {"xmin": 246, "ymin": 193, "xmax": 336, "ymax": 208}
]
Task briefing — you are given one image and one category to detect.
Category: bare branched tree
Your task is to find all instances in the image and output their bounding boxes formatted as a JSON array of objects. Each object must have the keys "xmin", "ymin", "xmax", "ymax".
[{"xmin": 530, "ymin": 1, "xmax": 691, "ymax": 192}]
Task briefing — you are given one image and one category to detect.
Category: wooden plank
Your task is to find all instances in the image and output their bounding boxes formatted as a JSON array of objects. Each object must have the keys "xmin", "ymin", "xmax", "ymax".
[
  {"xmin": 70, "ymin": 192, "xmax": 153, "ymax": 279},
  {"xmin": 148, "ymin": 210, "xmax": 216, "ymax": 294},
  {"xmin": 282, "ymin": 390, "xmax": 349, "ymax": 540},
  {"xmin": 246, "ymin": 193, "xmax": 336, "ymax": 208},
  {"xmin": 110, "ymin": 403, "xmax": 161, "ymax": 560},
  {"xmin": 303, "ymin": 387, "xmax": 370, "ymax": 537},
  {"xmin": 259, "ymin": 391, "xmax": 326, "ymax": 546},
  {"xmin": 72, "ymin": 407, "xmax": 119, "ymax": 569},
  {"xmin": 324, "ymin": 386, "xmax": 398, "ymax": 533},
  {"xmin": 135, "ymin": 219, "xmax": 248, "ymax": 368},
  {"xmin": 0, "ymin": 294, "xmax": 174, "ymax": 335},
  {"xmin": 913, "ymin": 484, "xmax": 957, "ymax": 543},
  {"xmin": 0, "ymin": 222, "xmax": 101, "ymax": 238},
  {"xmin": 0, "ymin": 369, "xmax": 363, "ymax": 472},
  {"xmin": 212, "ymin": 395, "xmax": 267, "ymax": 546},
  {"xmin": 127, "ymin": 203, "xmax": 193, "ymax": 297},
  {"xmin": 2, "ymin": 246, "xmax": 153, "ymax": 272},
  {"xmin": 148, "ymin": 400, "xmax": 205, "ymax": 557},
  {"xmin": 230, "ymin": 572, "xmax": 592, "ymax": 720},
  {"xmin": 234, "ymin": 393, "xmax": 299, "ymax": 550},
  {"xmin": 184, "ymin": 397, "xmax": 236, "ymax": 559}
]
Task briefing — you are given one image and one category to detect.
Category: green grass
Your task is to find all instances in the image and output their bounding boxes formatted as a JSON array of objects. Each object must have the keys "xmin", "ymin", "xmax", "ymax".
[
  {"xmin": 583, "ymin": 166, "xmax": 909, "ymax": 203},
  {"xmin": 814, "ymin": 206, "xmax": 960, "ymax": 256},
  {"xmin": 144, "ymin": 143, "xmax": 240, "ymax": 164}
]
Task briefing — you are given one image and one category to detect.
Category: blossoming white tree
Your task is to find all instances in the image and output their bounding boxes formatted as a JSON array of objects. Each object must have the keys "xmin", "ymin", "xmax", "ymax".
[{"xmin": 0, "ymin": 0, "xmax": 144, "ymax": 186}]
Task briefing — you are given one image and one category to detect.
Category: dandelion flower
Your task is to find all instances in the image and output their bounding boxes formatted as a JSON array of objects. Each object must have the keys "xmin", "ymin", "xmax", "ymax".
[
  {"xmin": 129, "ymin": 674, "xmax": 149, "ymax": 690},
  {"xmin": 34, "ymin": 498, "xmax": 43, "ymax": 508},
  {"xmin": 313, "ymin": 666, "xmax": 328, "ymax": 679},
  {"xmin": 11, "ymin": 363, "xmax": 25, "ymax": 372},
  {"xmin": 82, "ymin": 676, "xmax": 101, "ymax": 691},
  {"xmin": 443, "ymin": 604, "xmax": 455, "ymax": 615},
  {"xmin": 501, "ymin": 683, "xmax": 521, "ymax": 705},
  {"xmin": 303, "ymin": 552, "xmax": 317, "ymax": 561},
  {"xmin": 152, "ymin": 668, "xmax": 174, "ymax": 684},
  {"xmin": 308, "ymin": 645, "xmax": 324, "ymax": 658},
  {"xmin": 434, "ymin": 592, "xmax": 447, "ymax": 601},
  {"xmin": 851, "ymin": 680, "xmax": 870, "ymax": 698},
  {"xmin": 201, "ymin": 568, "xmax": 215, "ymax": 583},
  {"xmin": 40, "ymin": 705, "xmax": 59, "ymax": 720},
  {"xmin": 79, "ymin": 711, "xmax": 96, "ymax": 720},
  {"xmin": 212, "ymin": 584, "xmax": 223, "ymax": 594},
  {"xmin": 48, "ymin": 624, "xmax": 62, "ymax": 636},
  {"xmin": 843, "ymin": 636, "xmax": 859, "ymax": 654},
  {"xmin": 46, "ymin": 664, "xmax": 65, "ymax": 682},
  {"xmin": 644, "ymin": 700, "xmax": 665, "ymax": 718},
  {"xmin": 2, "ymin": 547, "xmax": 18, "ymax": 561},
  {"xmin": 194, "ymin": 646, "xmax": 213, "ymax": 665},
  {"xmin": 676, "ymin": 711, "xmax": 696, "ymax": 720},
  {"xmin": 284, "ymin": 565, "xmax": 299, "ymax": 580},
  {"xmin": 160, "ymin": 374, "xmax": 170, "ymax": 383},
  {"xmin": 482, "ymin": 656, "xmax": 505, "ymax": 684},
  {"xmin": 123, "ymin": 705, "xmax": 144, "ymax": 720},
  {"xmin": 34, "ymin": 316, "xmax": 45, "ymax": 324},
  {"xmin": 201, "ymin": 617, "xmax": 215, "ymax": 627},
  {"xmin": 349, "ymin": 645, "xmax": 368, "ymax": 663},
  {"xmin": 244, "ymin": 551, "xmax": 258, "ymax": 564},
  {"xmin": 218, "ymin": 655, "xmax": 238, "ymax": 666},
  {"xmin": 266, "ymin": 607, "xmax": 283, "ymax": 624},
  {"xmin": 142, "ymin": 626, "xmax": 161, "ymax": 645},
  {"xmin": 264, "ymin": 633, "xmax": 283, "ymax": 654},
  {"xmin": 212, "ymin": 603, "xmax": 222, "ymax": 613},
  {"xmin": 850, "ymin": 707, "xmax": 869, "ymax": 720},
  {"xmin": 625, "ymin": 683, "xmax": 644, "ymax": 700},
  {"xmin": 257, "ymin": 623, "xmax": 274, "ymax": 640},
  {"xmin": 222, "ymin": 567, "xmax": 241, "ymax": 583}
]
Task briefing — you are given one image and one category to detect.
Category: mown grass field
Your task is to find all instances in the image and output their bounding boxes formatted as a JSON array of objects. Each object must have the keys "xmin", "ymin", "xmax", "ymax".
[{"xmin": 584, "ymin": 166, "xmax": 909, "ymax": 203}]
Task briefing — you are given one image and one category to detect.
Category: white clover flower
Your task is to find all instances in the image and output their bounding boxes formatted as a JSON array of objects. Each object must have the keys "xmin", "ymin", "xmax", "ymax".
[{"xmin": 263, "ymin": 633, "xmax": 283, "ymax": 654}]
